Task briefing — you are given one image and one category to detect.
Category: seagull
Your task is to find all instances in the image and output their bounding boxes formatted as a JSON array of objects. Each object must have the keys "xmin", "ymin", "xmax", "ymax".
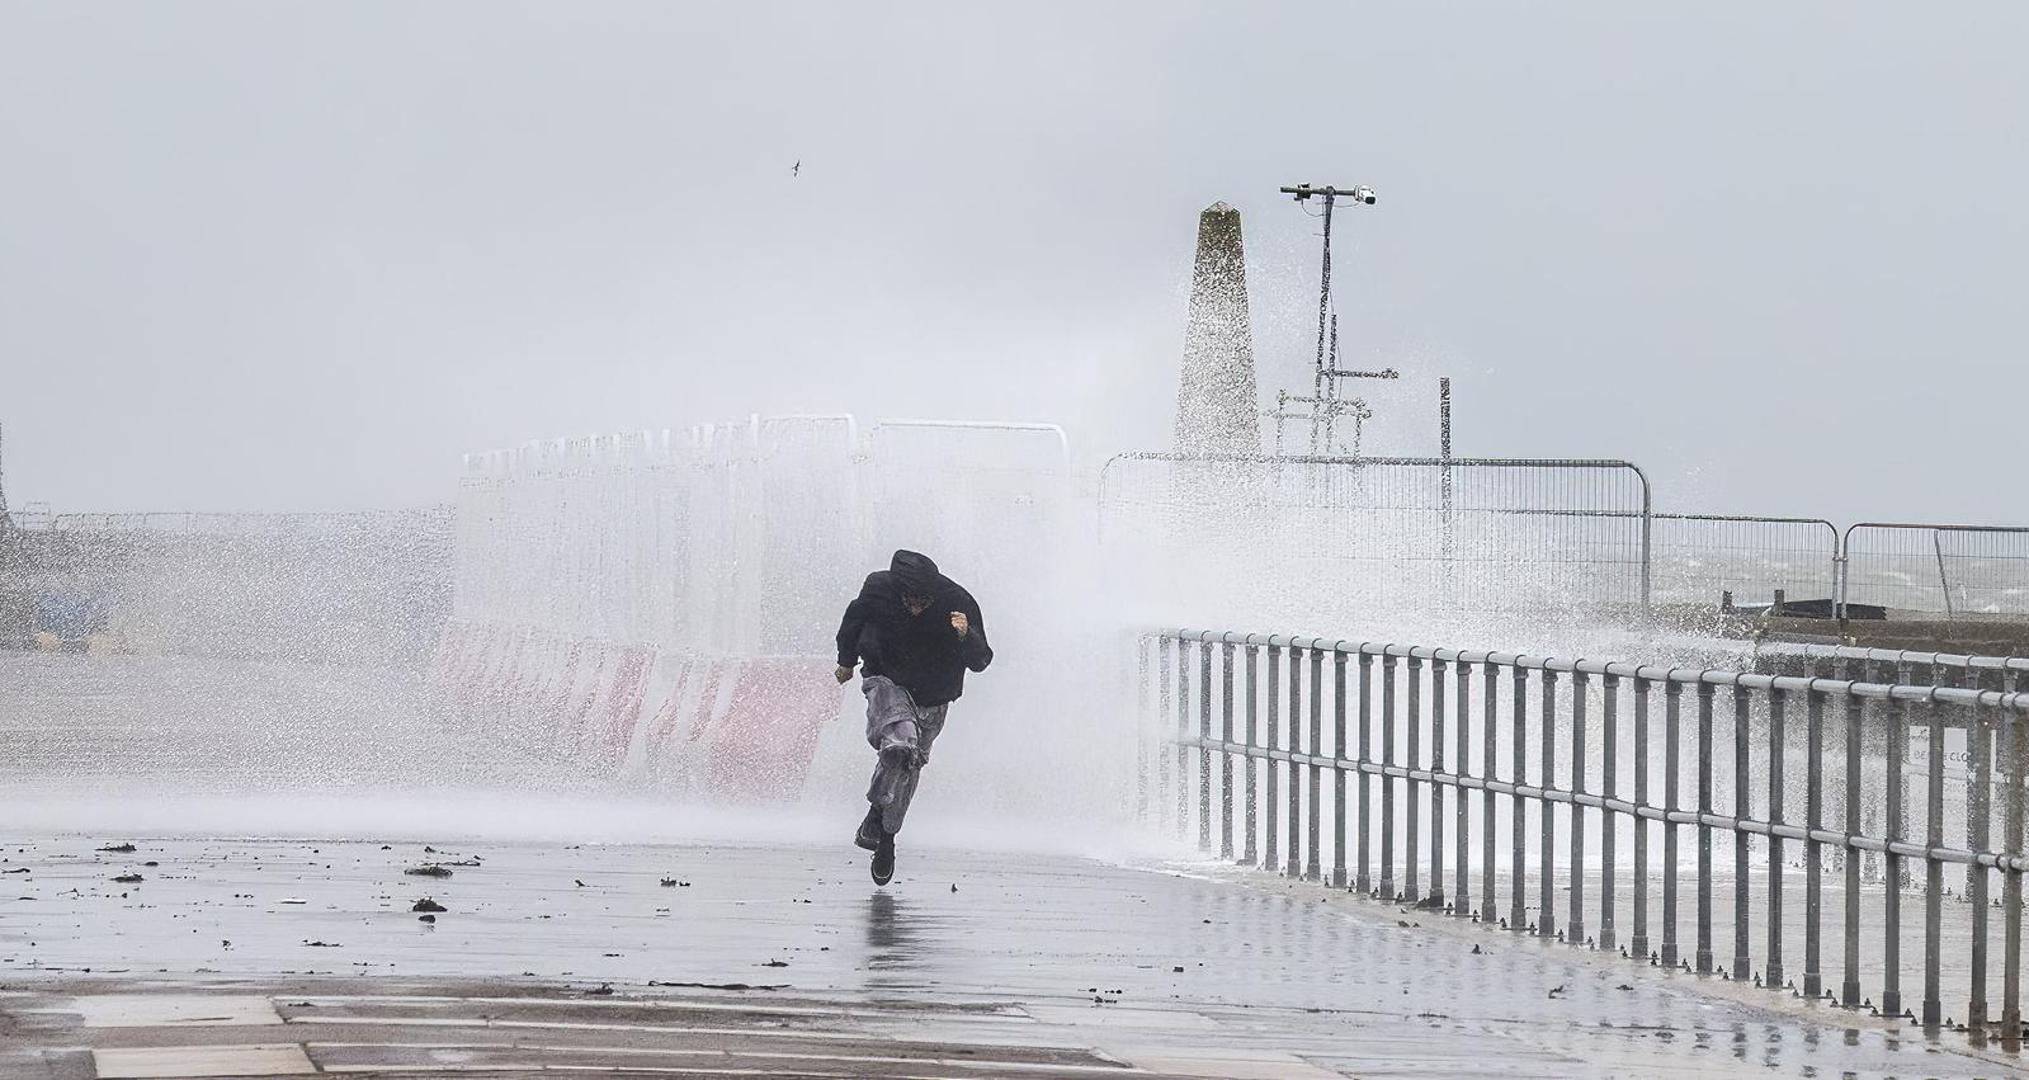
[{"xmin": 792, "ymin": 160, "xmax": 800, "ymax": 177}]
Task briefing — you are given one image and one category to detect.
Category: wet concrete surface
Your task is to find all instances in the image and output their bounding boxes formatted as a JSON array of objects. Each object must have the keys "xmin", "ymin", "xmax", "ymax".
[{"xmin": 2, "ymin": 835, "xmax": 2023, "ymax": 1077}]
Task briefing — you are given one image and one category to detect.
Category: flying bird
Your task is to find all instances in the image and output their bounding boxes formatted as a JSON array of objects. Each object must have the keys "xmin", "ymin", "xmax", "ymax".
[{"xmin": 792, "ymin": 160, "xmax": 800, "ymax": 177}]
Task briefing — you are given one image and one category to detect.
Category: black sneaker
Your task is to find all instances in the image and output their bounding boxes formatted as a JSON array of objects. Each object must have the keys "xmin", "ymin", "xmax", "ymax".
[
  {"xmin": 870, "ymin": 833, "xmax": 895, "ymax": 886},
  {"xmin": 854, "ymin": 807, "xmax": 883, "ymax": 852}
]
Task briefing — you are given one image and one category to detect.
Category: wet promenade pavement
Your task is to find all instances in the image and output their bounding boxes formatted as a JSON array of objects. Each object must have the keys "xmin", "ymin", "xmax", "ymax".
[{"xmin": 2, "ymin": 835, "xmax": 2021, "ymax": 1078}]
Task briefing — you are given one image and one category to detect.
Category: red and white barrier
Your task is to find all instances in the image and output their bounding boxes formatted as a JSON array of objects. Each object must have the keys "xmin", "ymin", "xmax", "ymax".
[{"xmin": 429, "ymin": 619, "xmax": 841, "ymax": 799}]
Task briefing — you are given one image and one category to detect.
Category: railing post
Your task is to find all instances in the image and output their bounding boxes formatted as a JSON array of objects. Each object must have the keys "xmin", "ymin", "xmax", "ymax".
[
  {"xmin": 1406, "ymin": 655, "xmax": 1424, "ymax": 900},
  {"xmin": 1632, "ymin": 676, "xmax": 1651, "ymax": 960},
  {"xmin": 1431, "ymin": 656, "xmax": 1447, "ymax": 906},
  {"xmin": 1600, "ymin": 672, "xmax": 1619, "ymax": 952},
  {"xmin": 1842, "ymin": 693, "xmax": 1864, "ymax": 1008},
  {"xmin": 1333, "ymin": 649, "xmax": 1349, "ymax": 889},
  {"xmin": 1733, "ymin": 686, "xmax": 1753, "ymax": 981},
  {"xmin": 1482, "ymin": 659, "xmax": 1498, "ymax": 925},
  {"xmin": 1541, "ymin": 667, "xmax": 1559, "ymax": 939},
  {"xmin": 1136, "ymin": 635, "xmax": 1152, "ymax": 826},
  {"xmin": 1924, "ymin": 697, "xmax": 1945, "ymax": 1028},
  {"xmin": 1455, "ymin": 658, "xmax": 1472, "ymax": 918},
  {"xmin": 1696, "ymin": 680, "xmax": 1715, "ymax": 975},
  {"xmin": 1308, "ymin": 645, "xmax": 1325, "ymax": 882},
  {"xmin": 1968, "ymin": 704, "xmax": 1993, "ymax": 1036},
  {"xmin": 1243, "ymin": 641, "xmax": 1260, "ymax": 866},
  {"xmin": 2004, "ymin": 704, "xmax": 2024, "ymax": 1036},
  {"xmin": 1358, "ymin": 652, "xmax": 1374, "ymax": 896},
  {"xmin": 1198, "ymin": 638, "xmax": 1212, "ymax": 851},
  {"xmin": 1511, "ymin": 663, "xmax": 1529, "ymax": 933},
  {"xmin": 1381, "ymin": 653, "xmax": 1398, "ymax": 900},
  {"xmin": 1804, "ymin": 686, "xmax": 1826, "ymax": 1000},
  {"xmin": 1159, "ymin": 636, "xmax": 1178, "ymax": 837},
  {"xmin": 1884, "ymin": 690, "xmax": 1906, "ymax": 1018},
  {"xmin": 1662, "ymin": 678, "xmax": 1682, "ymax": 968},
  {"xmin": 1288, "ymin": 643, "xmax": 1304, "ymax": 879},
  {"xmin": 1220, "ymin": 640, "xmax": 1236, "ymax": 861},
  {"xmin": 1569, "ymin": 670, "xmax": 1588, "ymax": 946},
  {"xmin": 1265, "ymin": 642, "xmax": 1282, "ymax": 871},
  {"xmin": 1765, "ymin": 686, "xmax": 1786, "ymax": 988}
]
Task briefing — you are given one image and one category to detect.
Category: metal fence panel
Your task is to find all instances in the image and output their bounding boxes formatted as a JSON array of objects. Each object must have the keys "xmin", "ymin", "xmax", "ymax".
[
  {"xmin": 1099, "ymin": 453, "xmax": 1652, "ymax": 616},
  {"xmin": 1843, "ymin": 523, "xmax": 2029, "ymax": 618},
  {"xmin": 1650, "ymin": 514, "xmax": 1839, "ymax": 610}
]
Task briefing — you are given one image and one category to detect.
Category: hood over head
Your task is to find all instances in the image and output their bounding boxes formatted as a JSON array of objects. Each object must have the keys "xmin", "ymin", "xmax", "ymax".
[{"xmin": 890, "ymin": 549, "xmax": 942, "ymax": 599}]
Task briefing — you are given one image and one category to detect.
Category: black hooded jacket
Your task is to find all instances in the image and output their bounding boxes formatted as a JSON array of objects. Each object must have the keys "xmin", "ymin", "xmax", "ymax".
[{"xmin": 835, "ymin": 550, "xmax": 992, "ymax": 707}]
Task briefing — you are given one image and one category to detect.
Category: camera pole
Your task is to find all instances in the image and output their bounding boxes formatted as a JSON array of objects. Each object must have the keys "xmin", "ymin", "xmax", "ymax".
[{"xmin": 1277, "ymin": 184, "xmax": 1381, "ymax": 457}]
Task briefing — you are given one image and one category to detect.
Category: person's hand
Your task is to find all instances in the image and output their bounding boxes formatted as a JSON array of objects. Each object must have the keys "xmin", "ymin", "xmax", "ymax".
[
  {"xmin": 835, "ymin": 665, "xmax": 854, "ymax": 684},
  {"xmin": 949, "ymin": 611, "xmax": 969, "ymax": 639}
]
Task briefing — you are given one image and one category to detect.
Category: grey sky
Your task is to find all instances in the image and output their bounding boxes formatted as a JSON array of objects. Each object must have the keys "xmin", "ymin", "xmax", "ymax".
[{"xmin": 3, "ymin": 2, "xmax": 2023, "ymax": 521}]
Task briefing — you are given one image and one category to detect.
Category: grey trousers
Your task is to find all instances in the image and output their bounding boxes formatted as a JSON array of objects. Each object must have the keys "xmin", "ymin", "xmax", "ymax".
[{"xmin": 863, "ymin": 675, "xmax": 948, "ymax": 835}]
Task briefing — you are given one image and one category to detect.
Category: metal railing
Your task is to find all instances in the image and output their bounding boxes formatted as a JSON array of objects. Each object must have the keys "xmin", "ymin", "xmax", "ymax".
[
  {"xmin": 1756, "ymin": 643, "xmax": 2028, "ymax": 692},
  {"xmin": 1141, "ymin": 628, "xmax": 2029, "ymax": 1035}
]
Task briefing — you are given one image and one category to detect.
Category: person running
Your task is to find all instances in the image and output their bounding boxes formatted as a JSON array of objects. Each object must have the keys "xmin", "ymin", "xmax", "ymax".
[{"xmin": 834, "ymin": 550, "xmax": 992, "ymax": 885}]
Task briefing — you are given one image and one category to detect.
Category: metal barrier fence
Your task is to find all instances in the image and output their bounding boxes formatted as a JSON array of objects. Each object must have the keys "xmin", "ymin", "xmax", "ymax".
[
  {"xmin": 1141, "ymin": 628, "xmax": 2029, "ymax": 1034},
  {"xmin": 1098, "ymin": 455, "xmax": 2029, "ymax": 621},
  {"xmin": 1842, "ymin": 523, "xmax": 2029, "ymax": 618},
  {"xmin": 1099, "ymin": 453, "xmax": 1653, "ymax": 613},
  {"xmin": 455, "ymin": 415, "xmax": 1071, "ymax": 653},
  {"xmin": 1651, "ymin": 513, "xmax": 1838, "ymax": 610}
]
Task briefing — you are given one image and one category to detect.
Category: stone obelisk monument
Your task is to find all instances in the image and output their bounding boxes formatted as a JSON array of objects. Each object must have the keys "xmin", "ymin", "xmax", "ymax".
[{"xmin": 1172, "ymin": 202, "xmax": 1260, "ymax": 456}]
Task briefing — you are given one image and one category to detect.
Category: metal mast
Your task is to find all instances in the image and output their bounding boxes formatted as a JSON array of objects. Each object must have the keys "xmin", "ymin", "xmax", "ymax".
[{"xmin": 1276, "ymin": 183, "xmax": 1393, "ymax": 456}]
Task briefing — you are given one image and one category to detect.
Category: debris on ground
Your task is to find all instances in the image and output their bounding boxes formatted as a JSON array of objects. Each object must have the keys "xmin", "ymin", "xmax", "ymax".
[
  {"xmin": 303, "ymin": 940, "xmax": 341, "ymax": 948},
  {"xmin": 411, "ymin": 897, "xmax": 447, "ymax": 913},
  {"xmin": 649, "ymin": 981, "xmax": 787, "ymax": 991},
  {"xmin": 761, "ymin": 959, "xmax": 789, "ymax": 968},
  {"xmin": 418, "ymin": 914, "xmax": 436, "ymax": 923},
  {"xmin": 112, "ymin": 873, "xmax": 143, "ymax": 884},
  {"xmin": 97, "ymin": 844, "xmax": 136, "ymax": 853},
  {"xmin": 585, "ymin": 983, "xmax": 614, "ymax": 996},
  {"xmin": 405, "ymin": 865, "xmax": 453, "ymax": 878}
]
